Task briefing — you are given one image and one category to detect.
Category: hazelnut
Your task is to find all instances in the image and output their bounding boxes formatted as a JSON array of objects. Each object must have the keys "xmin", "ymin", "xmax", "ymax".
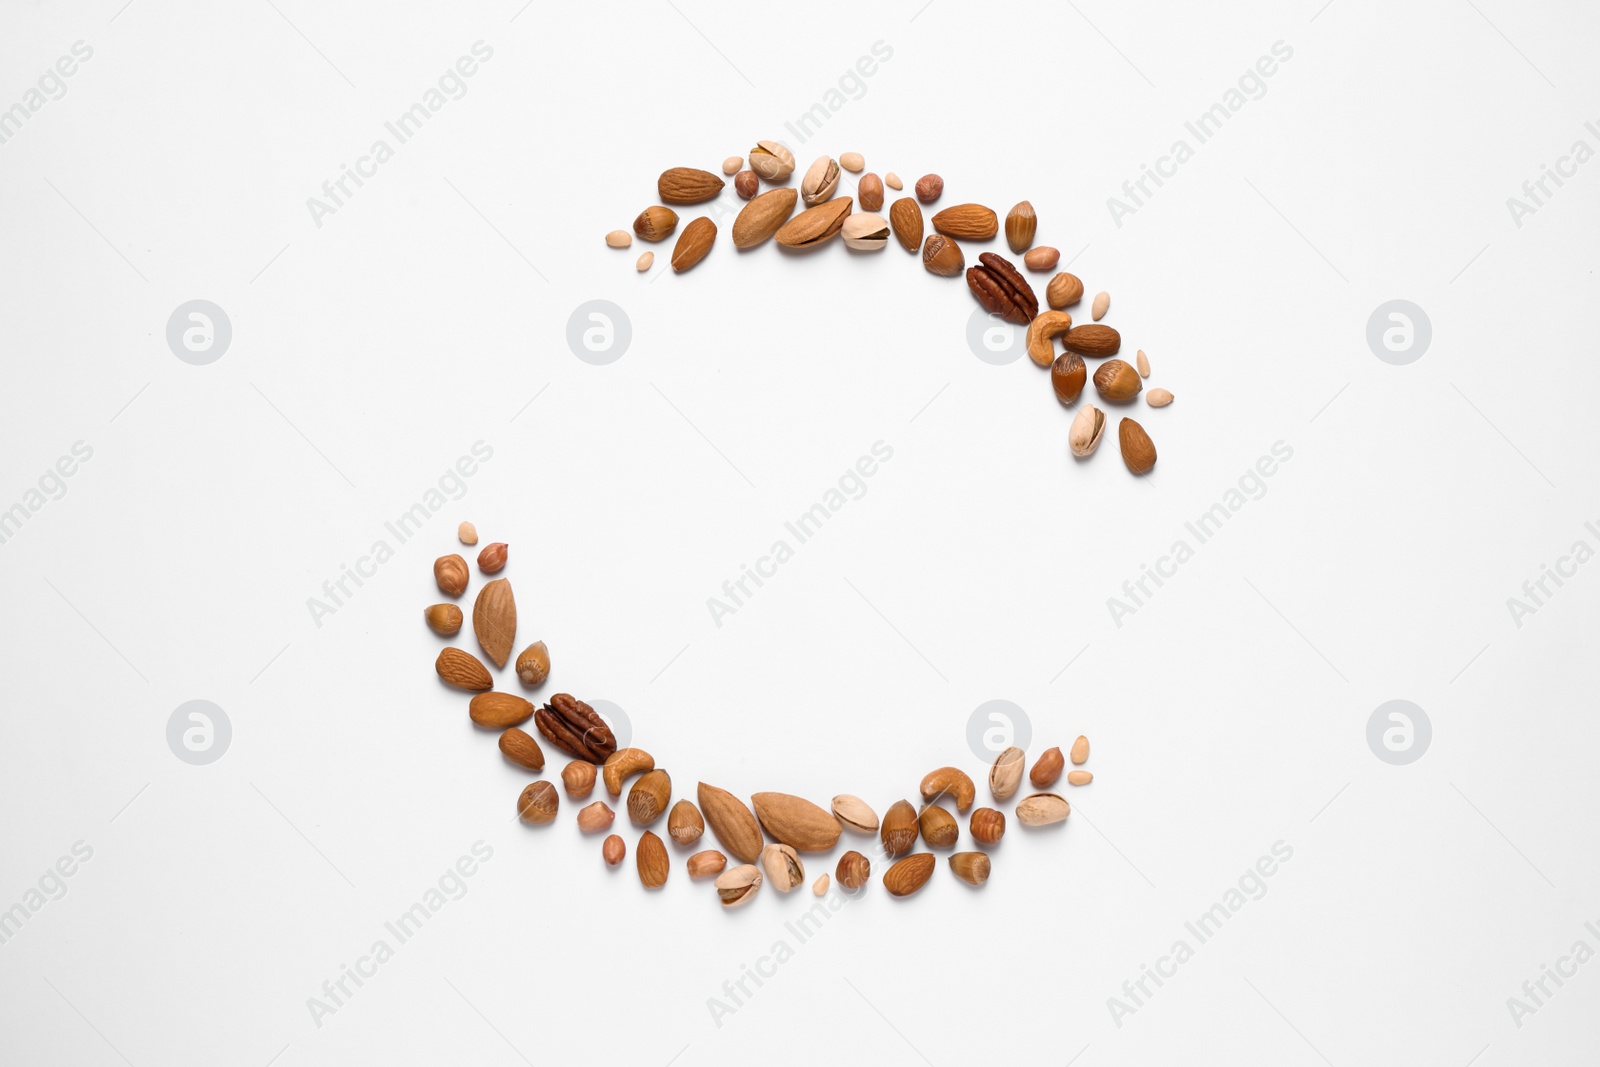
[
  {"xmin": 517, "ymin": 781, "xmax": 558, "ymax": 824},
  {"xmin": 915, "ymin": 173, "xmax": 943, "ymax": 203},
  {"xmin": 433, "ymin": 554, "xmax": 469, "ymax": 597},
  {"xmin": 515, "ymin": 641, "xmax": 550, "ymax": 687},
  {"xmin": 423, "ymin": 604, "xmax": 463, "ymax": 635},
  {"xmin": 478, "ymin": 542, "xmax": 508, "ymax": 573},
  {"xmin": 562, "ymin": 760, "xmax": 596, "ymax": 799},
  {"xmin": 836, "ymin": 850, "xmax": 871, "ymax": 890},
  {"xmin": 970, "ymin": 807, "xmax": 1006, "ymax": 845},
  {"xmin": 734, "ymin": 170, "xmax": 758, "ymax": 200}
]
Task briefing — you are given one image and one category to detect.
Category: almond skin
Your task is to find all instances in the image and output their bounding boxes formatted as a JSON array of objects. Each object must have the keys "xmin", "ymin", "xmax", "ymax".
[
  {"xmin": 732, "ymin": 187, "xmax": 798, "ymax": 248},
  {"xmin": 671, "ymin": 217, "xmax": 716, "ymax": 272},
  {"xmin": 931, "ymin": 203, "xmax": 998, "ymax": 240},
  {"xmin": 890, "ymin": 197, "xmax": 923, "ymax": 252},
  {"xmin": 774, "ymin": 197, "xmax": 853, "ymax": 249},
  {"xmin": 697, "ymin": 782, "xmax": 764, "ymax": 864},
  {"xmin": 498, "ymin": 727, "xmax": 544, "ymax": 771},
  {"xmin": 657, "ymin": 167, "xmax": 723, "ymax": 204},
  {"xmin": 884, "ymin": 853, "xmax": 936, "ymax": 897},
  {"xmin": 1063, "ymin": 324, "xmax": 1121, "ymax": 357},
  {"xmin": 472, "ymin": 578, "xmax": 516, "ymax": 668},
  {"xmin": 1119, "ymin": 418, "xmax": 1157, "ymax": 474},
  {"xmin": 637, "ymin": 830, "xmax": 669, "ymax": 888},
  {"xmin": 436, "ymin": 647, "xmax": 492, "ymax": 691},
  {"xmin": 469, "ymin": 691, "xmax": 534, "ymax": 729},
  {"xmin": 751, "ymin": 792, "xmax": 842, "ymax": 852}
]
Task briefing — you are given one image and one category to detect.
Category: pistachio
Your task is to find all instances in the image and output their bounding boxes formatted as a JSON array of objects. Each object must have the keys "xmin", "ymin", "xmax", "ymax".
[
  {"xmin": 831, "ymin": 794, "xmax": 880, "ymax": 834},
  {"xmin": 839, "ymin": 151, "xmax": 865, "ymax": 172},
  {"xmin": 760, "ymin": 843, "xmax": 805, "ymax": 893},
  {"xmin": 715, "ymin": 863, "xmax": 763, "ymax": 907},
  {"xmin": 989, "ymin": 747, "xmax": 1025, "ymax": 801},
  {"xmin": 1015, "ymin": 793, "xmax": 1071, "ymax": 827},
  {"xmin": 748, "ymin": 140, "xmax": 795, "ymax": 181},
  {"xmin": 842, "ymin": 212, "xmax": 890, "ymax": 251},
  {"xmin": 1069, "ymin": 405, "xmax": 1107, "ymax": 457},
  {"xmin": 801, "ymin": 155, "xmax": 841, "ymax": 204}
]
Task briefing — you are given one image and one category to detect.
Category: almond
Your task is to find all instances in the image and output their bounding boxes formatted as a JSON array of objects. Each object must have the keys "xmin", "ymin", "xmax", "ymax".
[
  {"xmin": 761, "ymin": 843, "xmax": 805, "ymax": 893},
  {"xmin": 498, "ymin": 727, "xmax": 544, "ymax": 771},
  {"xmin": 732, "ymin": 187, "xmax": 798, "ymax": 248},
  {"xmin": 751, "ymin": 792, "xmax": 842, "ymax": 852},
  {"xmin": 472, "ymin": 577, "xmax": 516, "ymax": 668},
  {"xmin": 671, "ymin": 217, "xmax": 716, "ymax": 272},
  {"xmin": 435, "ymin": 647, "xmax": 492, "ymax": 691},
  {"xmin": 469, "ymin": 691, "xmax": 534, "ymax": 729},
  {"xmin": 883, "ymin": 853, "xmax": 936, "ymax": 897},
  {"xmin": 932, "ymin": 203, "xmax": 998, "ymax": 240},
  {"xmin": 1030, "ymin": 747, "xmax": 1065, "ymax": 788},
  {"xmin": 1063, "ymin": 324, "xmax": 1121, "ymax": 357},
  {"xmin": 889, "ymin": 197, "xmax": 923, "ymax": 252},
  {"xmin": 774, "ymin": 197, "xmax": 853, "ymax": 249},
  {"xmin": 881, "ymin": 799, "xmax": 919, "ymax": 857},
  {"xmin": 715, "ymin": 863, "xmax": 762, "ymax": 907},
  {"xmin": 1119, "ymin": 418, "xmax": 1157, "ymax": 474},
  {"xmin": 637, "ymin": 830, "xmax": 669, "ymax": 888},
  {"xmin": 634, "ymin": 205, "xmax": 679, "ymax": 242},
  {"xmin": 657, "ymin": 167, "xmax": 723, "ymax": 204},
  {"xmin": 697, "ymin": 782, "xmax": 764, "ymax": 863},
  {"xmin": 627, "ymin": 768, "xmax": 672, "ymax": 825}
]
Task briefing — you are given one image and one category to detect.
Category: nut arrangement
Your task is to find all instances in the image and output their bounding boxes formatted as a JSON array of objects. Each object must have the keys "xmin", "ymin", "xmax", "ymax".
[
  {"xmin": 430, "ymin": 526, "xmax": 1097, "ymax": 905},
  {"xmin": 607, "ymin": 142, "xmax": 1178, "ymax": 476}
]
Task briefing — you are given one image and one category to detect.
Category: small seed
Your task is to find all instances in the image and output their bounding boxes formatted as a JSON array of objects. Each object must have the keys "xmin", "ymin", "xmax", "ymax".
[
  {"xmin": 636, "ymin": 251, "xmax": 653, "ymax": 271},
  {"xmin": 1068, "ymin": 770, "xmax": 1094, "ymax": 786},
  {"xmin": 1071, "ymin": 735, "xmax": 1089, "ymax": 764},
  {"xmin": 884, "ymin": 172, "xmax": 903, "ymax": 190},
  {"xmin": 1147, "ymin": 388, "xmax": 1174, "ymax": 408},
  {"xmin": 602, "ymin": 834, "xmax": 625, "ymax": 866},
  {"xmin": 457, "ymin": 521, "xmax": 478, "ymax": 545},
  {"xmin": 1092, "ymin": 291, "xmax": 1110, "ymax": 321},
  {"xmin": 577, "ymin": 801, "xmax": 615, "ymax": 832},
  {"xmin": 478, "ymin": 542, "xmax": 508, "ymax": 573},
  {"xmin": 839, "ymin": 151, "xmax": 865, "ymax": 172},
  {"xmin": 721, "ymin": 155, "xmax": 743, "ymax": 175},
  {"xmin": 734, "ymin": 170, "xmax": 758, "ymax": 200},
  {"xmin": 813, "ymin": 874, "xmax": 830, "ymax": 896},
  {"xmin": 1136, "ymin": 349, "xmax": 1150, "ymax": 377},
  {"xmin": 687, "ymin": 850, "xmax": 727, "ymax": 878},
  {"xmin": 605, "ymin": 229, "xmax": 632, "ymax": 248},
  {"xmin": 1023, "ymin": 246, "xmax": 1059, "ymax": 271}
]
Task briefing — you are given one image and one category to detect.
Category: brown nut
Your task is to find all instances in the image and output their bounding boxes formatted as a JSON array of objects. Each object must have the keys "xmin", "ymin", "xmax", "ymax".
[
  {"xmin": 602, "ymin": 748, "xmax": 655, "ymax": 797},
  {"xmin": 602, "ymin": 834, "xmax": 625, "ymax": 866},
  {"xmin": 668, "ymin": 799, "xmax": 705, "ymax": 846},
  {"xmin": 1030, "ymin": 747, "xmax": 1065, "ymax": 788},
  {"xmin": 498, "ymin": 727, "xmax": 544, "ymax": 771},
  {"xmin": 921, "ymin": 234, "xmax": 964, "ymax": 277},
  {"xmin": 919, "ymin": 767, "xmax": 976, "ymax": 811},
  {"xmin": 931, "ymin": 203, "xmax": 998, "ymax": 240},
  {"xmin": 1047, "ymin": 271, "xmax": 1085, "ymax": 309},
  {"xmin": 836, "ymin": 850, "xmax": 872, "ymax": 890},
  {"xmin": 562, "ymin": 760, "xmax": 596, "ymax": 799},
  {"xmin": 627, "ymin": 769, "xmax": 672, "ymax": 825},
  {"xmin": 671, "ymin": 216, "xmax": 716, "ymax": 272},
  {"xmin": 515, "ymin": 641, "xmax": 550, "ymax": 687},
  {"xmin": 970, "ymin": 807, "xmax": 1006, "ymax": 845},
  {"xmin": 884, "ymin": 853, "xmax": 936, "ymax": 897},
  {"xmin": 424, "ymin": 604, "xmax": 463, "ymax": 635},
  {"xmin": 918, "ymin": 805, "xmax": 959, "ymax": 848},
  {"xmin": 881, "ymin": 800, "xmax": 919, "ymax": 857},
  {"xmin": 1063, "ymin": 324, "xmax": 1122, "ymax": 357},
  {"xmin": 1005, "ymin": 201, "xmax": 1036, "ymax": 253},
  {"xmin": 687, "ymin": 849, "xmax": 727, "ymax": 878},
  {"xmin": 433, "ymin": 554, "xmax": 468, "ymax": 597},
  {"xmin": 637, "ymin": 830, "xmax": 669, "ymax": 888},
  {"xmin": 915, "ymin": 173, "xmax": 943, "ymax": 202},
  {"xmin": 533, "ymin": 694, "xmax": 617, "ymax": 763},
  {"xmin": 890, "ymin": 197, "xmax": 923, "ymax": 252},
  {"xmin": 1023, "ymin": 246, "xmax": 1060, "ymax": 271},
  {"xmin": 469, "ymin": 692, "xmax": 534, "ymax": 729},
  {"xmin": 858, "ymin": 172, "xmax": 884, "ymax": 212},
  {"xmin": 435, "ymin": 647, "xmax": 492, "ymax": 691},
  {"xmin": 966, "ymin": 252, "xmax": 1039, "ymax": 326},
  {"xmin": 517, "ymin": 781, "xmax": 558, "ymax": 824},
  {"xmin": 1052, "ymin": 353, "xmax": 1087, "ymax": 404},
  {"xmin": 950, "ymin": 852, "xmax": 991, "ymax": 886},
  {"xmin": 1071, "ymin": 736, "xmax": 1090, "ymax": 764},
  {"xmin": 477, "ymin": 543, "xmax": 508, "ymax": 574},
  {"xmin": 1025, "ymin": 310, "xmax": 1073, "ymax": 367},
  {"xmin": 1093, "ymin": 359, "xmax": 1142, "ymax": 403},
  {"xmin": 634, "ymin": 205, "xmax": 679, "ymax": 242},
  {"xmin": 576, "ymin": 801, "xmax": 615, "ymax": 833},
  {"xmin": 1120, "ymin": 418, "xmax": 1157, "ymax": 474},
  {"xmin": 734, "ymin": 170, "xmax": 758, "ymax": 200}
]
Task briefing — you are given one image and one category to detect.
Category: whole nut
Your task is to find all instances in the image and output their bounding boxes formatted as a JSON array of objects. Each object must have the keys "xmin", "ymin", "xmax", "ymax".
[
  {"xmin": 1092, "ymin": 291, "xmax": 1111, "ymax": 321},
  {"xmin": 1026, "ymin": 310, "xmax": 1073, "ymax": 367},
  {"xmin": 836, "ymin": 850, "xmax": 871, "ymax": 890},
  {"xmin": 931, "ymin": 203, "xmax": 999, "ymax": 240},
  {"xmin": 628, "ymin": 768, "xmax": 672, "ymax": 825},
  {"xmin": 989, "ymin": 747, "xmax": 1025, "ymax": 801},
  {"xmin": 801, "ymin": 155, "xmax": 840, "ymax": 205},
  {"xmin": 1071, "ymin": 735, "xmax": 1090, "ymax": 764},
  {"xmin": 636, "ymin": 251, "xmax": 653, "ymax": 271},
  {"xmin": 671, "ymin": 216, "xmax": 716, "ymax": 272},
  {"xmin": 920, "ymin": 768, "xmax": 976, "ymax": 811},
  {"xmin": 881, "ymin": 800, "xmax": 919, "ymax": 857},
  {"xmin": 1119, "ymin": 418, "xmax": 1158, "ymax": 474},
  {"xmin": 970, "ymin": 807, "xmax": 1006, "ymax": 845},
  {"xmin": 478, "ymin": 542, "xmax": 508, "ymax": 574},
  {"xmin": 921, "ymin": 234, "xmax": 964, "ymax": 277},
  {"xmin": 884, "ymin": 853, "xmax": 936, "ymax": 897},
  {"xmin": 562, "ymin": 760, "xmax": 596, "ymax": 799},
  {"xmin": 668, "ymin": 799, "xmax": 705, "ymax": 846},
  {"xmin": 831, "ymin": 795, "xmax": 879, "ymax": 834},
  {"xmin": 760, "ymin": 843, "xmax": 805, "ymax": 893},
  {"xmin": 1063, "ymin": 324, "xmax": 1121, "ymax": 357},
  {"xmin": 633, "ymin": 205, "xmax": 679, "ymax": 242},
  {"xmin": 498, "ymin": 727, "xmax": 544, "ymax": 771},
  {"xmin": 1093, "ymin": 359, "xmax": 1142, "ymax": 403},
  {"xmin": 657, "ymin": 167, "xmax": 724, "ymax": 204},
  {"xmin": 517, "ymin": 781, "xmax": 558, "ymax": 824},
  {"xmin": 1068, "ymin": 770, "xmax": 1094, "ymax": 786},
  {"xmin": 1069, "ymin": 405, "xmax": 1108, "ymax": 457},
  {"xmin": 918, "ymin": 805, "xmax": 959, "ymax": 848},
  {"xmin": 515, "ymin": 641, "xmax": 550, "ymax": 687},
  {"xmin": 471, "ymin": 577, "xmax": 516, "ymax": 668},
  {"xmin": 605, "ymin": 229, "xmax": 632, "ymax": 248},
  {"xmin": 813, "ymin": 874, "xmax": 830, "ymax": 896},
  {"xmin": 435, "ymin": 647, "xmax": 492, "ymax": 691},
  {"xmin": 842, "ymin": 212, "xmax": 890, "ymax": 252},
  {"xmin": 1047, "ymin": 272, "xmax": 1085, "ymax": 309},
  {"xmin": 748, "ymin": 140, "xmax": 795, "ymax": 181},
  {"xmin": 603, "ymin": 748, "xmax": 655, "ymax": 797},
  {"xmin": 884, "ymin": 172, "xmax": 903, "ymax": 190},
  {"xmin": 534, "ymin": 694, "xmax": 617, "ymax": 763},
  {"xmin": 697, "ymin": 782, "xmax": 764, "ymax": 864},
  {"xmin": 715, "ymin": 863, "xmax": 762, "ymax": 907},
  {"xmin": 1023, "ymin": 246, "xmax": 1060, "ymax": 271},
  {"xmin": 966, "ymin": 252, "xmax": 1039, "ymax": 325},
  {"xmin": 602, "ymin": 834, "xmax": 625, "ymax": 866},
  {"xmin": 721, "ymin": 154, "xmax": 743, "ymax": 175},
  {"xmin": 687, "ymin": 849, "xmax": 727, "ymax": 878},
  {"xmin": 1005, "ymin": 201, "xmax": 1037, "ymax": 253},
  {"xmin": 914, "ymin": 173, "xmax": 943, "ymax": 202},
  {"xmin": 1052, "ymin": 353, "xmax": 1087, "ymax": 405},
  {"xmin": 576, "ymin": 800, "xmax": 615, "ymax": 832},
  {"xmin": 734, "ymin": 170, "xmax": 758, "ymax": 200},
  {"xmin": 1148, "ymin": 388, "xmax": 1175, "ymax": 408},
  {"xmin": 433, "ymin": 554, "xmax": 468, "ymax": 596},
  {"xmin": 890, "ymin": 197, "xmax": 923, "ymax": 252},
  {"xmin": 751, "ymin": 793, "xmax": 842, "ymax": 852},
  {"xmin": 424, "ymin": 604, "xmax": 463, "ymax": 636},
  {"xmin": 1030, "ymin": 747, "xmax": 1065, "ymax": 788},
  {"xmin": 858, "ymin": 172, "xmax": 884, "ymax": 212},
  {"xmin": 637, "ymin": 830, "xmax": 669, "ymax": 888},
  {"xmin": 839, "ymin": 151, "xmax": 865, "ymax": 172},
  {"xmin": 1015, "ymin": 793, "xmax": 1072, "ymax": 827},
  {"xmin": 457, "ymin": 521, "xmax": 478, "ymax": 545},
  {"xmin": 950, "ymin": 852, "xmax": 991, "ymax": 887},
  {"xmin": 774, "ymin": 197, "xmax": 852, "ymax": 249},
  {"xmin": 733, "ymin": 187, "xmax": 800, "ymax": 248},
  {"xmin": 469, "ymin": 692, "xmax": 533, "ymax": 729}
]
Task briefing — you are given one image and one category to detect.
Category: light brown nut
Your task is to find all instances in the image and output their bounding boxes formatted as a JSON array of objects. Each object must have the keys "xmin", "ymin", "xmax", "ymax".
[
  {"xmin": 1136, "ymin": 349, "xmax": 1151, "ymax": 377},
  {"xmin": 635, "ymin": 251, "xmax": 653, "ymax": 271},
  {"xmin": 698, "ymin": 782, "xmax": 764, "ymax": 864},
  {"xmin": 989, "ymin": 747, "xmax": 1025, "ymax": 800},
  {"xmin": 931, "ymin": 203, "xmax": 998, "ymax": 240},
  {"xmin": 1052, "ymin": 353, "xmax": 1087, "ymax": 405},
  {"xmin": 890, "ymin": 197, "xmax": 923, "ymax": 252},
  {"xmin": 858, "ymin": 172, "xmax": 884, "ymax": 212},
  {"xmin": 478, "ymin": 543, "xmax": 508, "ymax": 573},
  {"xmin": 775, "ymin": 197, "xmax": 853, "ymax": 249},
  {"xmin": 760, "ymin": 843, "xmax": 805, "ymax": 893},
  {"xmin": 884, "ymin": 172, "xmax": 903, "ymax": 190},
  {"xmin": 918, "ymin": 805, "xmax": 959, "ymax": 848},
  {"xmin": 1070, "ymin": 405, "xmax": 1108, "ymax": 457},
  {"xmin": 628, "ymin": 768, "xmax": 672, "ymax": 824},
  {"xmin": 1092, "ymin": 291, "xmax": 1110, "ymax": 320},
  {"xmin": 751, "ymin": 792, "xmax": 842, "ymax": 851},
  {"xmin": 1047, "ymin": 271, "xmax": 1085, "ymax": 309},
  {"xmin": 602, "ymin": 834, "xmax": 625, "ymax": 866},
  {"xmin": 1030, "ymin": 747, "xmax": 1065, "ymax": 788},
  {"xmin": 472, "ymin": 578, "xmax": 516, "ymax": 668},
  {"xmin": 498, "ymin": 727, "xmax": 544, "ymax": 771},
  {"xmin": 1026, "ymin": 310, "xmax": 1073, "ymax": 367},
  {"xmin": 469, "ymin": 692, "xmax": 533, "ymax": 729},
  {"xmin": 424, "ymin": 604, "xmax": 463, "ymax": 636},
  {"xmin": 515, "ymin": 641, "xmax": 550, "ymax": 687},
  {"xmin": 921, "ymin": 234, "xmax": 964, "ymax": 276},
  {"xmin": 1120, "ymin": 418, "xmax": 1157, "ymax": 474},
  {"xmin": 517, "ymin": 781, "xmax": 558, "ymax": 824},
  {"xmin": 919, "ymin": 768, "xmax": 976, "ymax": 811},
  {"xmin": 668, "ymin": 799, "xmax": 705, "ymax": 846},
  {"xmin": 813, "ymin": 874, "xmax": 830, "ymax": 896},
  {"xmin": 1094, "ymin": 360, "xmax": 1142, "ymax": 403},
  {"xmin": 1071, "ymin": 735, "xmax": 1090, "ymax": 765},
  {"xmin": 914, "ymin": 173, "xmax": 943, "ymax": 202},
  {"xmin": 605, "ymin": 229, "xmax": 632, "ymax": 248},
  {"xmin": 1015, "ymin": 793, "xmax": 1071, "ymax": 827},
  {"xmin": 841, "ymin": 213, "xmax": 890, "ymax": 252},
  {"xmin": 602, "ymin": 748, "xmax": 655, "ymax": 797},
  {"xmin": 748, "ymin": 140, "xmax": 795, "ymax": 180},
  {"xmin": 715, "ymin": 863, "xmax": 762, "ymax": 907},
  {"xmin": 577, "ymin": 801, "xmax": 615, "ymax": 832},
  {"xmin": 637, "ymin": 831, "xmax": 669, "ymax": 888},
  {"xmin": 671, "ymin": 217, "xmax": 716, "ymax": 272},
  {"xmin": 634, "ymin": 205, "xmax": 679, "ymax": 242},
  {"xmin": 801, "ymin": 155, "xmax": 841, "ymax": 205},
  {"xmin": 836, "ymin": 850, "xmax": 872, "ymax": 890},
  {"xmin": 839, "ymin": 151, "xmax": 865, "ymax": 172},
  {"xmin": 831, "ymin": 795, "xmax": 879, "ymax": 834},
  {"xmin": 722, "ymin": 154, "xmax": 743, "ymax": 175},
  {"xmin": 1005, "ymin": 201, "xmax": 1036, "ymax": 253},
  {"xmin": 1063, "ymin": 324, "xmax": 1121, "ymax": 357},
  {"xmin": 970, "ymin": 807, "xmax": 1006, "ymax": 845},
  {"xmin": 734, "ymin": 170, "xmax": 758, "ymax": 200},
  {"xmin": 433, "ymin": 554, "xmax": 468, "ymax": 596},
  {"xmin": 1148, "ymin": 388, "xmax": 1174, "ymax": 408},
  {"xmin": 1068, "ymin": 770, "xmax": 1094, "ymax": 786},
  {"xmin": 881, "ymin": 800, "xmax": 919, "ymax": 857},
  {"xmin": 732, "ymin": 187, "xmax": 798, "ymax": 248},
  {"xmin": 884, "ymin": 853, "xmax": 936, "ymax": 897},
  {"xmin": 950, "ymin": 852, "xmax": 991, "ymax": 886},
  {"xmin": 1023, "ymin": 246, "xmax": 1060, "ymax": 271},
  {"xmin": 562, "ymin": 760, "xmax": 596, "ymax": 799},
  {"xmin": 435, "ymin": 647, "xmax": 492, "ymax": 691},
  {"xmin": 457, "ymin": 521, "xmax": 478, "ymax": 545},
  {"xmin": 687, "ymin": 850, "xmax": 727, "ymax": 878},
  {"xmin": 657, "ymin": 166, "xmax": 724, "ymax": 204}
]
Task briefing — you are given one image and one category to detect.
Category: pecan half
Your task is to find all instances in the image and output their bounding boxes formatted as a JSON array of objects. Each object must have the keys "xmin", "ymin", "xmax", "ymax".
[
  {"xmin": 533, "ymin": 694, "xmax": 617, "ymax": 763},
  {"xmin": 965, "ymin": 252, "xmax": 1038, "ymax": 326}
]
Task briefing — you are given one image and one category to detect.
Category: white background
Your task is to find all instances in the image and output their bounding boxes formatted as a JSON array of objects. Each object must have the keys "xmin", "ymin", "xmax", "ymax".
[{"xmin": 2, "ymin": 0, "xmax": 1598, "ymax": 1064}]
